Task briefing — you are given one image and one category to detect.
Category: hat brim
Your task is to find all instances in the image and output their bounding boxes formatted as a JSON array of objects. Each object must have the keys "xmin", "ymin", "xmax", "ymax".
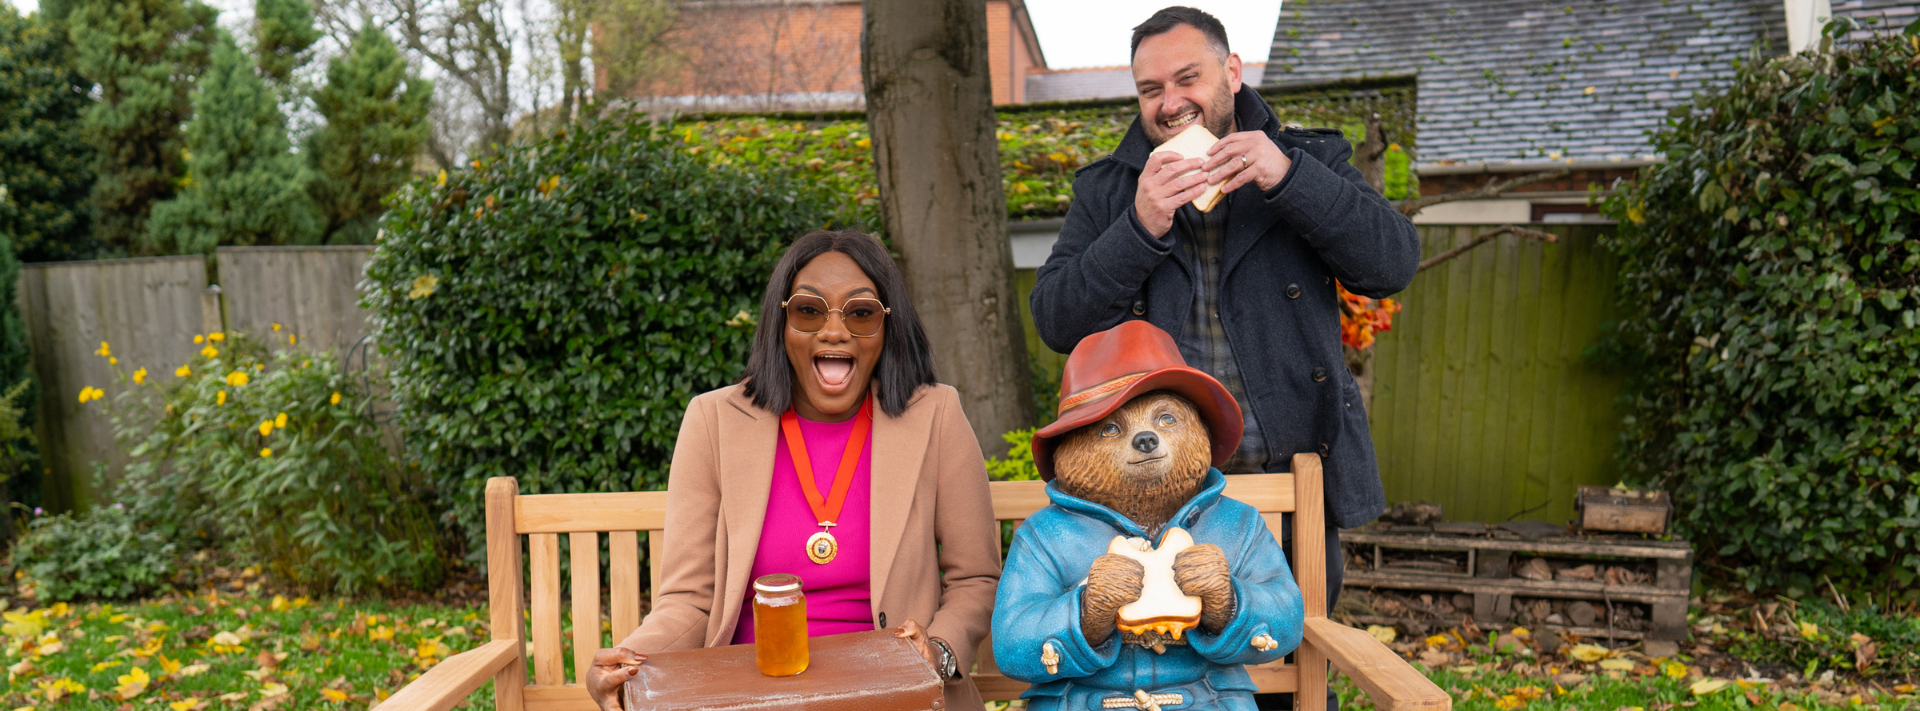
[{"xmin": 1031, "ymin": 366, "xmax": 1244, "ymax": 481}]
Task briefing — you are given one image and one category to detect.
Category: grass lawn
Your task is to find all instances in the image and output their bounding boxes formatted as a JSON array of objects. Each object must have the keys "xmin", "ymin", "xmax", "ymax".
[{"xmin": 4, "ymin": 575, "xmax": 1913, "ymax": 711}]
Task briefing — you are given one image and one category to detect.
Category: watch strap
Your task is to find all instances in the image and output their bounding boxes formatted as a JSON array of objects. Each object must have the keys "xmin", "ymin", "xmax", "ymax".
[{"xmin": 928, "ymin": 637, "xmax": 958, "ymax": 679}]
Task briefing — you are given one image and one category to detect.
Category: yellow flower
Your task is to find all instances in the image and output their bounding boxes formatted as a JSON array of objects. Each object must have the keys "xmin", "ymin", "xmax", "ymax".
[
  {"xmin": 301, "ymin": 360, "xmax": 310, "ymax": 368},
  {"xmin": 95, "ymin": 342, "xmax": 110, "ymax": 357},
  {"xmin": 271, "ymin": 323, "xmax": 282, "ymax": 331},
  {"xmin": 175, "ymin": 365, "xmax": 191, "ymax": 378},
  {"xmin": 258, "ymin": 421, "xmax": 274, "ymax": 436},
  {"xmin": 330, "ymin": 391, "xmax": 341, "ymax": 405},
  {"xmin": 216, "ymin": 391, "xmax": 227, "ymax": 406},
  {"xmin": 132, "ymin": 368, "xmax": 147, "ymax": 384},
  {"xmin": 207, "ymin": 332, "xmax": 224, "ymax": 342},
  {"xmin": 108, "ymin": 357, "xmax": 116, "ymax": 365},
  {"xmin": 200, "ymin": 345, "xmax": 218, "ymax": 359},
  {"xmin": 226, "ymin": 371, "xmax": 249, "ymax": 387},
  {"xmin": 77, "ymin": 387, "xmax": 104, "ymax": 403},
  {"xmin": 289, "ymin": 334, "xmax": 297, "ymax": 345},
  {"xmin": 260, "ymin": 448, "xmax": 272, "ymax": 458},
  {"xmin": 437, "ymin": 169, "xmax": 447, "ymax": 186},
  {"xmin": 114, "ymin": 666, "xmax": 149, "ymax": 700},
  {"xmin": 193, "ymin": 334, "xmax": 204, "ymax": 344},
  {"xmin": 409, "ymin": 274, "xmax": 439, "ymax": 300},
  {"xmin": 275, "ymin": 412, "xmax": 288, "ymax": 428}
]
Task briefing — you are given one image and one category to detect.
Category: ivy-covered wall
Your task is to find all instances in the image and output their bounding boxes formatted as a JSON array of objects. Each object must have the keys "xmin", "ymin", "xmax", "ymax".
[{"xmin": 660, "ymin": 77, "xmax": 1418, "ymax": 229}]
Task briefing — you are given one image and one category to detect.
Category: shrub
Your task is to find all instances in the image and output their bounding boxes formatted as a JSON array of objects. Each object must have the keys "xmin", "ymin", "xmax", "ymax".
[
  {"xmin": 1597, "ymin": 19, "xmax": 1920, "ymax": 596},
  {"xmin": 9, "ymin": 504, "xmax": 174, "ymax": 601},
  {"xmin": 985, "ymin": 427, "xmax": 1041, "ymax": 482},
  {"xmin": 367, "ymin": 117, "xmax": 830, "ymax": 557},
  {"xmin": 84, "ymin": 331, "xmax": 441, "ymax": 593}
]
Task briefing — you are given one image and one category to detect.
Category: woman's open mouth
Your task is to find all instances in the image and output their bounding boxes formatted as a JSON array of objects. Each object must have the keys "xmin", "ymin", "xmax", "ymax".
[{"xmin": 813, "ymin": 353, "xmax": 856, "ymax": 394}]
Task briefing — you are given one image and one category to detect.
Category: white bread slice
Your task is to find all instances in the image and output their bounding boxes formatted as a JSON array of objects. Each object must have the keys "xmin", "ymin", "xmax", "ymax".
[
  {"xmin": 1149, "ymin": 124, "xmax": 1225, "ymax": 212},
  {"xmin": 1108, "ymin": 527, "xmax": 1203, "ymax": 639}
]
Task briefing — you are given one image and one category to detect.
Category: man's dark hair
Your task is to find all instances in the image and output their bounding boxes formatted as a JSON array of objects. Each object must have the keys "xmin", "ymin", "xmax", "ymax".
[
  {"xmin": 1130, "ymin": 6, "xmax": 1230, "ymax": 60},
  {"xmin": 742, "ymin": 230, "xmax": 937, "ymax": 418}
]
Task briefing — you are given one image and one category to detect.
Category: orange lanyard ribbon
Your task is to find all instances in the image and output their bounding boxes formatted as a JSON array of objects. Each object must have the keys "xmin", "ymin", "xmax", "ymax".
[{"xmin": 779, "ymin": 397, "xmax": 872, "ymax": 527}]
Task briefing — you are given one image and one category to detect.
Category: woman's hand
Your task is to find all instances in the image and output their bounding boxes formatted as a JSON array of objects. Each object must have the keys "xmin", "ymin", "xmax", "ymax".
[
  {"xmin": 892, "ymin": 619, "xmax": 937, "ymax": 672},
  {"xmin": 584, "ymin": 647, "xmax": 645, "ymax": 711}
]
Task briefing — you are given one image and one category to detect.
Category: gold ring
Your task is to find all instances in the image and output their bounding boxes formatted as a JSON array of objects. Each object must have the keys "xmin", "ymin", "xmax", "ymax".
[{"xmin": 1240, "ymin": 154, "xmax": 1250, "ymax": 165}]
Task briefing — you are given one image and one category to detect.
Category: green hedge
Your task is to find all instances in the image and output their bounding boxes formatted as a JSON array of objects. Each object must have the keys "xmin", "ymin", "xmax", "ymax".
[
  {"xmin": 1597, "ymin": 20, "xmax": 1920, "ymax": 596},
  {"xmin": 366, "ymin": 119, "xmax": 829, "ymax": 557}
]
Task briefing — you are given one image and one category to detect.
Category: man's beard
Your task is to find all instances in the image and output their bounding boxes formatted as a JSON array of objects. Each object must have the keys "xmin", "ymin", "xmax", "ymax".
[{"xmin": 1146, "ymin": 79, "xmax": 1238, "ymax": 146}]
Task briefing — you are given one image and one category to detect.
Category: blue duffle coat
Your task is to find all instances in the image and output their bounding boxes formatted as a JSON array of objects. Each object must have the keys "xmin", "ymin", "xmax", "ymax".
[{"xmin": 991, "ymin": 470, "xmax": 1304, "ymax": 711}]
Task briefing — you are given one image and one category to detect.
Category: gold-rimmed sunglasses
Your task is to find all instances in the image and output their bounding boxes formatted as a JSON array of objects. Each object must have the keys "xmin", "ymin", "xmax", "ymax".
[{"xmin": 781, "ymin": 294, "xmax": 890, "ymax": 338}]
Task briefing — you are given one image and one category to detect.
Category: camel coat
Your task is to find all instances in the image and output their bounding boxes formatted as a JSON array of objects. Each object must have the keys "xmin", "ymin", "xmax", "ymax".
[{"xmin": 615, "ymin": 382, "xmax": 1002, "ymax": 708}]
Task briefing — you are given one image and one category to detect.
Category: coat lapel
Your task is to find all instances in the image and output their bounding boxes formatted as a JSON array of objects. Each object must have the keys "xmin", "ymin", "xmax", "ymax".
[
  {"xmin": 712, "ymin": 388, "xmax": 778, "ymax": 645},
  {"xmin": 866, "ymin": 387, "xmax": 933, "ymax": 619}
]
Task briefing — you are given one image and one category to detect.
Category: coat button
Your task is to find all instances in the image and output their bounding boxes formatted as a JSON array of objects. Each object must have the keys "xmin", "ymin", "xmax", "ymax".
[
  {"xmin": 1319, "ymin": 442, "xmax": 1330, "ymax": 456},
  {"xmin": 877, "ymin": 612, "xmax": 887, "ymax": 629},
  {"xmin": 1132, "ymin": 300, "xmax": 1146, "ymax": 316},
  {"xmin": 1312, "ymin": 367, "xmax": 1328, "ymax": 382},
  {"xmin": 1286, "ymin": 283, "xmax": 1301, "ymax": 299}
]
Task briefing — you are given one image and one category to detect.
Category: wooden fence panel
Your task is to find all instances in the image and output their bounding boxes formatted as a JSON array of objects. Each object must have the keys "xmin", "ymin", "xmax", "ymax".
[
  {"xmin": 215, "ymin": 246, "xmax": 376, "ymax": 357},
  {"xmin": 1369, "ymin": 224, "xmax": 1624, "ymax": 524},
  {"xmin": 19, "ymin": 256, "xmax": 212, "ymax": 511}
]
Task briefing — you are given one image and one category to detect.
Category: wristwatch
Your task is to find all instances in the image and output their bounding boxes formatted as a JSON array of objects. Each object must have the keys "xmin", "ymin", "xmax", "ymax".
[{"xmin": 928, "ymin": 637, "xmax": 959, "ymax": 679}]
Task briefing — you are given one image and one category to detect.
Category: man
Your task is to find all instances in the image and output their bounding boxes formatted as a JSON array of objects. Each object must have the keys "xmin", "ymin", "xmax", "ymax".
[{"xmin": 1028, "ymin": 7, "xmax": 1420, "ymax": 709}]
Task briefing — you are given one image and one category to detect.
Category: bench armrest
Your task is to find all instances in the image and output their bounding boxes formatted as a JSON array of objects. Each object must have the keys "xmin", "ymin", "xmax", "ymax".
[
  {"xmin": 1302, "ymin": 617, "xmax": 1451, "ymax": 711},
  {"xmin": 379, "ymin": 639, "xmax": 522, "ymax": 711}
]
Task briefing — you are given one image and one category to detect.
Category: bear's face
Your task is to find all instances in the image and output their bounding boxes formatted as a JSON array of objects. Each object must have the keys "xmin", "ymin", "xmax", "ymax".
[{"xmin": 1053, "ymin": 391, "xmax": 1213, "ymax": 535}]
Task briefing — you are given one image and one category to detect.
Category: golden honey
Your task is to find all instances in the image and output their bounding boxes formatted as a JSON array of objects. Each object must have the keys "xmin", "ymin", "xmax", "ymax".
[{"xmin": 751, "ymin": 574, "xmax": 808, "ymax": 676}]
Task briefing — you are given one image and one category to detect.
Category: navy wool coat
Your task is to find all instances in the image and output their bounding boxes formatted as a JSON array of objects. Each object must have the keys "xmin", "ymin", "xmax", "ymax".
[{"xmin": 1029, "ymin": 86, "xmax": 1421, "ymax": 529}]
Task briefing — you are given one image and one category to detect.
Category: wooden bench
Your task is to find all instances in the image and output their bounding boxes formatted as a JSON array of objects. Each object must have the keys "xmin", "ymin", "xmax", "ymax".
[{"xmin": 382, "ymin": 453, "xmax": 1450, "ymax": 711}]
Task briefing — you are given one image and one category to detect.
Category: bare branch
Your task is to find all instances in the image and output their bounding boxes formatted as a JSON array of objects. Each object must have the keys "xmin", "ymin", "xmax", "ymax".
[
  {"xmin": 1398, "ymin": 169, "xmax": 1572, "ymax": 217},
  {"xmin": 1417, "ymin": 224, "xmax": 1560, "ymax": 272}
]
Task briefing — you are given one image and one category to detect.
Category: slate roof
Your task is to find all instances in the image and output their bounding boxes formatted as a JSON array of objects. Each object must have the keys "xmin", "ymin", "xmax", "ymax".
[{"xmin": 1264, "ymin": 0, "xmax": 1917, "ymax": 166}]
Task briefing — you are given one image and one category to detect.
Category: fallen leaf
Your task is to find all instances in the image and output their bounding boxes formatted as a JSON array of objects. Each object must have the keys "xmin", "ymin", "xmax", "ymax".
[
  {"xmin": 168, "ymin": 700, "xmax": 205, "ymax": 711},
  {"xmin": 1893, "ymin": 684, "xmax": 1915, "ymax": 694},
  {"xmin": 318, "ymin": 689, "xmax": 349, "ymax": 703},
  {"xmin": 177, "ymin": 664, "xmax": 210, "ymax": 678},
  {"xmin": 114, "ymin": 667, "xmax": 150, "ymax": 700},
  {"xmin": 254, "ymin": 650, "xmax": 278, "ymax": 670},
  {"xmin": 1567, "ymin": 644, "xmax": 1611, "ymax": 662},
  {"xmin": 1417, "ymin": 649, "xmax": 1451, "ymax": 667},
  {"xmin": 1599, "ymin": 658, "xmax": 1637, "ymax": 671},
  {"xmin": 1423, "ymin": 634, "xmax": 1449, "ymax": 648},
  {"xmin": 1662, "ymin": 660, "xmax": 1687, "ymax": 678},
  {"xmin": 1366, "ymin": 625, "xmax": 1396, "ymax": 644},
  {"xmin": 1796, "ymin": 621, "xmax": 1818, "ymax": 639},
  {"xmin": 1690, "ymin": 678, "xmax": 1731, "ymax": 696},
  {"xmin": 216, "ymin": 693, "xmax": 248, "ymax": 703}
]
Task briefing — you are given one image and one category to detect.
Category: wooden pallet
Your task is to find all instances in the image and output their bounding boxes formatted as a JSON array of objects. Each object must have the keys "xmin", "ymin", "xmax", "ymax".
[{"xmin": 1341, "ymin": 526, "xmax": 1693, "ymax": 643}]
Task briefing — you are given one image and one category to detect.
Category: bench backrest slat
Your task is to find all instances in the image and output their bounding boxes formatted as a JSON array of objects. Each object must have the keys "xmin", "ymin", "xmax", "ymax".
[{"xmin": 527, "ymin": 533, "xmax": 567, "ymax": 686}]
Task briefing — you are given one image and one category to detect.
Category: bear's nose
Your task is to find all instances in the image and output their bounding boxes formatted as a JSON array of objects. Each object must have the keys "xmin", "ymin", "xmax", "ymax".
[{"xmin": 1131, "ymin": 431, "xmax": 1160, "ymax": 454}]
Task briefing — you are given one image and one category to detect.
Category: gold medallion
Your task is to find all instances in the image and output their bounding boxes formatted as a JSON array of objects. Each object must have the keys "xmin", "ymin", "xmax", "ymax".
[{"xmin": 806, "ymin": 530, "xmax": 838, "ymax": 565}]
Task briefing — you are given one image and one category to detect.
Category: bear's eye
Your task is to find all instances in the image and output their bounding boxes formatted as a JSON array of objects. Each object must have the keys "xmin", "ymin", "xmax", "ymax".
[
  {"xmin": 1100, "ymin": 423, "xmax": 1121, "ymax": 437},
  {"xmin": 1157, "ymin": 413, "xmax": 1177, "ymax": 427}
]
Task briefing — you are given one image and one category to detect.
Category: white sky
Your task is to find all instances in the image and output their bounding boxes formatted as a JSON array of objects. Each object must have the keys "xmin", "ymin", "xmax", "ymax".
[
  {"xmin": 13, "ymin": 0, "xmax": 1284, "ymax": 71},
  {"xmin": 1025, "ymin": 0, "xmax": 1283, "ymax": 69}
]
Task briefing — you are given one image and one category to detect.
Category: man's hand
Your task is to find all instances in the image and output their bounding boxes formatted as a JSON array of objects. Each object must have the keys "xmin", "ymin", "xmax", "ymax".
[
  {"xmin": 584, "ymin": 647, "xmax": 645, "ymax": 711},
  {"xmin": 1202, "ymin": 131, "xmax": 1293, "ymax": 194},
  {"xmin": 1133, "ymin": 152, "xmax": 1211, "ymax": 238}
]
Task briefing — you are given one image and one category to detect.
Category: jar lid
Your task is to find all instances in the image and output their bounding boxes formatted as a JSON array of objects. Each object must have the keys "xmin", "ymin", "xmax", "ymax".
[{"xmin": 754, "ymin": 573, "xmax": 803, "ymax": 593}]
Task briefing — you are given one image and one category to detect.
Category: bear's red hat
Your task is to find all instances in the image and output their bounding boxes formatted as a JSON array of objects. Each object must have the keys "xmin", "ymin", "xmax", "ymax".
[{"xmin": 1031, "ymin": 321, "xmax": 1243, "ymax": 481}]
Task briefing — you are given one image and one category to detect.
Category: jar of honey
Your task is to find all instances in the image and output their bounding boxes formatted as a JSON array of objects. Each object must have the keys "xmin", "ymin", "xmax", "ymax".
[{"xmin": 751, "ymin": 574, "xmax": 808, "ymax": 676}]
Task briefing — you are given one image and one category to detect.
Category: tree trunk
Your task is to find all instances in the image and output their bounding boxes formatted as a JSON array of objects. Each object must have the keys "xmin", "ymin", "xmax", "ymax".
[{"xmin": 860, "ymin": 0, "xmax": 1033, "ymax": 457}]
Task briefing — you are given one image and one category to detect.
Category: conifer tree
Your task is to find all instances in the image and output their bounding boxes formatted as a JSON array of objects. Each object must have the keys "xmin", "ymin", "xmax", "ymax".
[
  {"xmin": 65, "ymin": 0, "xmax": 217, "ymax": 255},
  {"xmin": 0, "ymin": 5, "xmax": 96, "ymax": 262},
  {"xmin": 307, "ymin": 22, "xmax": 430, "ymax": 244},
  {"xmin": 148, "ymin": 34, "xmax": 320, "ymax": 253},
  {"xmin": 254, "ymin": 0, "xmax": 319, "ymax": 85}
]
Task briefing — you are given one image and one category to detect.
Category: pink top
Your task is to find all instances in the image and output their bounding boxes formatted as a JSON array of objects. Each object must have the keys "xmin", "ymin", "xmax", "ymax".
[{"xmin": 730, "ymin": 413, "xmax": 874, "ymax": 644}]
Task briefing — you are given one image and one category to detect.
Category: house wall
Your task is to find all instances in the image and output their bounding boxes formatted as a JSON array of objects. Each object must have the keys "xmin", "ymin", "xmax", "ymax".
[{"xmin": 614, "ymin": 0, "xmax": 1039, "ymax": 109}]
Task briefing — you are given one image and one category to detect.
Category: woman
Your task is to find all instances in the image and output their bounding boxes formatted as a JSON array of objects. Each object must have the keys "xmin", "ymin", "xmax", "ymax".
[{"xmin": 585, "ymin": 230, "xmax": 1002, "ymax": 710}]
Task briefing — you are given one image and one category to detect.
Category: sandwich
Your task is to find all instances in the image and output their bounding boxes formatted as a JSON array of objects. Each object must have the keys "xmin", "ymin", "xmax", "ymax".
[{"xmin": 1150, "ymin": 124, "xmax": 1225, "ymax": 212}]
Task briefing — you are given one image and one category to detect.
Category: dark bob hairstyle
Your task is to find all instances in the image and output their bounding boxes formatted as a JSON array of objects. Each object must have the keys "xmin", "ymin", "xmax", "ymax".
[{"xmin": 740, "ymin": 230, "xmax": 936, "ymax": 418}]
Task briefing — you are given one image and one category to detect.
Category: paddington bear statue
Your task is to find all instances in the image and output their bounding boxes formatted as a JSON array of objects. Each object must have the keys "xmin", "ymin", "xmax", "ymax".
[{"xmin": 992, "ymin": 321, "xmax": 1304, "ymax": 710}]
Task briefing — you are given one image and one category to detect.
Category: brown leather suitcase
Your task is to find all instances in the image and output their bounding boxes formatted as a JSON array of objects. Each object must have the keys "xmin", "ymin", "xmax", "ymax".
[{"xmin": 621, "ymin": 629, "xmax": 946, "ymax": 710}]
